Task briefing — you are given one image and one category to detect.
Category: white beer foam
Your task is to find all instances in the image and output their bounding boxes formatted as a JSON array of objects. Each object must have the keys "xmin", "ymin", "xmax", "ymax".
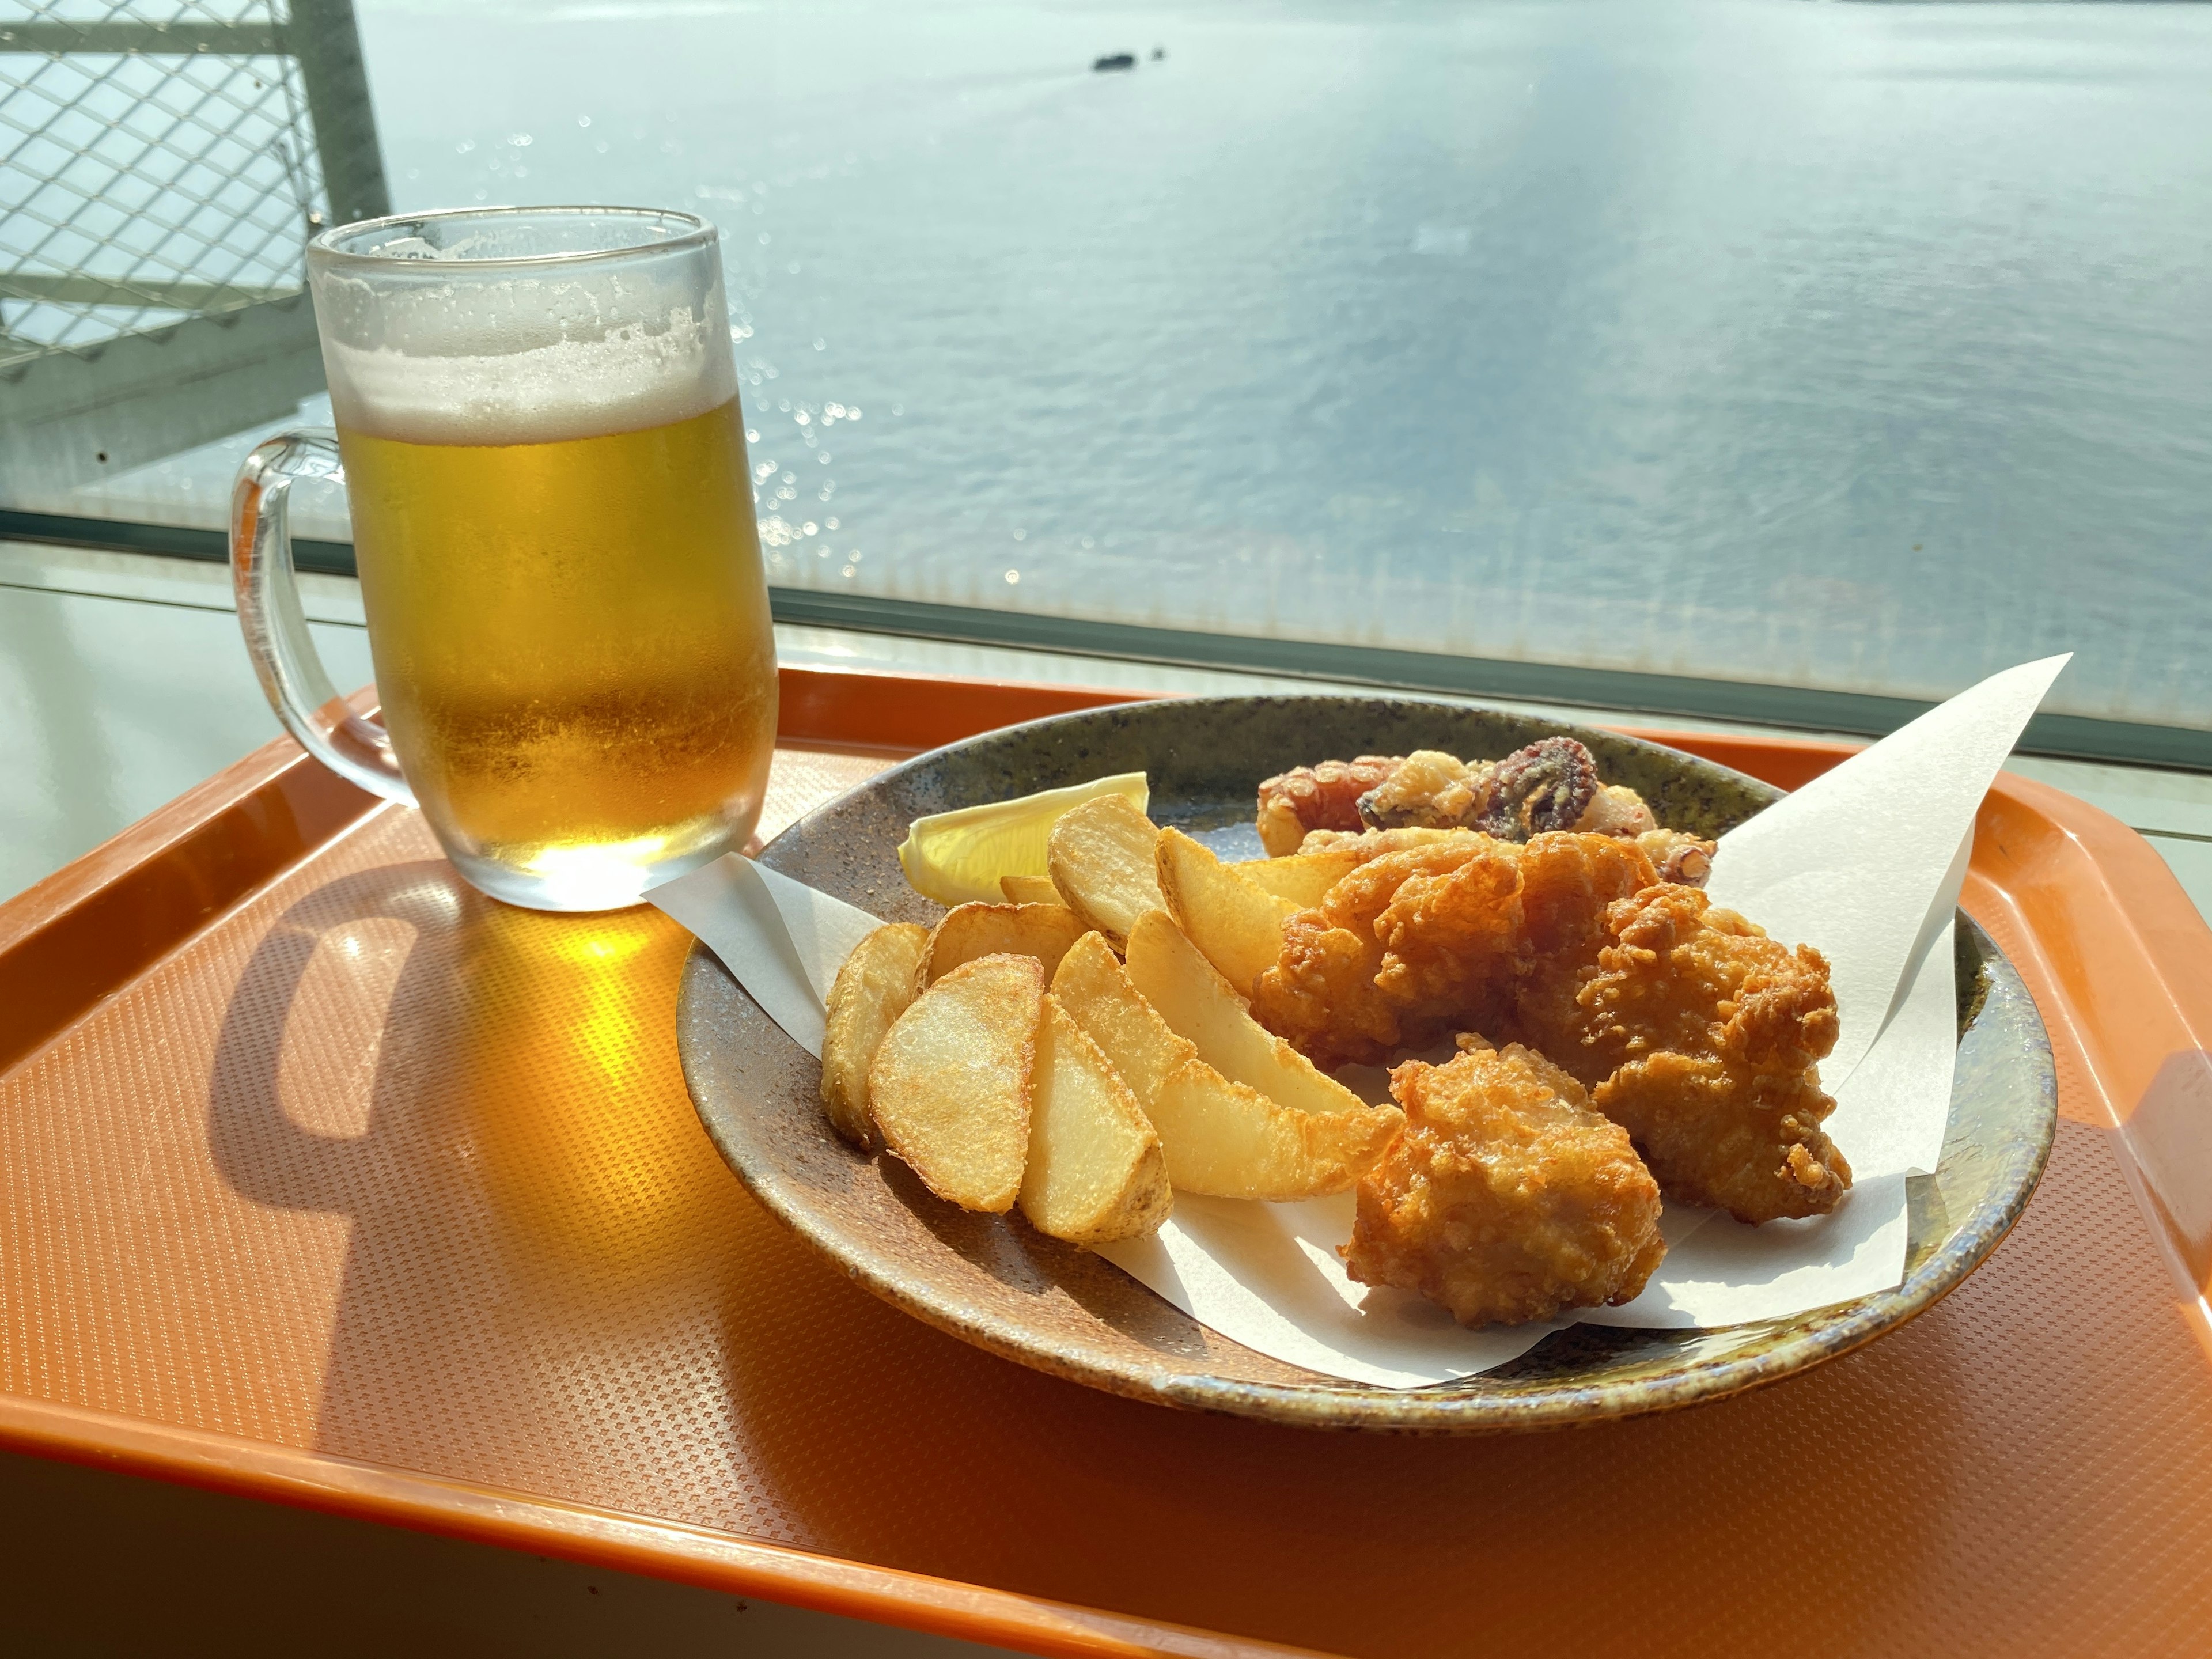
[{"xmin": 324, "ymin": 306, "xmax": 737, "ymax": 446}]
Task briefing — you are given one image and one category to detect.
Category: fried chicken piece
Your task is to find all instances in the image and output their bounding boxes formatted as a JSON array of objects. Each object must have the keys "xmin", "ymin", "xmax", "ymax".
[
  {"xmin": 1343, "ymin": 1042, "xmax": 1665, "ymax": 1327},
  {"xmin": 1369, "ymin": 845, "xmax": 1526, "ymax": 1021},
  {"xmin": 1306, "ymin": 812, "xmax": 1702, "ymax": 896},
  {"xmin": 1601, "ymin": 1056, "xmax": 1846, "ymax": 1224},
  {"xmin": 1255, "ymin": 755, "xmax": 1404, "ymax": 857},
  {"xmin": 1253, "ymin": 836, "xmax": 1513, "ymax": 1066},
  {"xmin": 1250, "ymin": 831, "xmax": 1657, "ymax": 1070},
  {"xmin": 1516, "ymin": 884, "xmax": 1849, "ymax": 1224},
  {"xmin": 1365, "ymin": 828, "xmax": 1654, "ymax": 1054},
  {"xmin": 1516, "ymin": 831, "xmax": 1659, "ymax": 961},
  {"xmin": 1255, "ymin": 914, "xmax": 1398, "ymax": 1066}
]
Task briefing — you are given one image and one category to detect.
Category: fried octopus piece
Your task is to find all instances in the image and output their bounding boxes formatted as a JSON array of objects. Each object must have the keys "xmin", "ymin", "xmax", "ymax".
[
  {"xmin": 1249, "ymin": 831, "xmax": 1656, "ymax": 1070},
  {"xmin": 1475, "ymin": 736, "xmax": 1600, "ymax": 839},
  {"xmin": 1266, "ymin": 739, "xmax": 1679, "ymax": 859},
  {"xmin": 1349, "ymin": 737, "xmax": 1612, "ymax": 842},
  {"xmin": 1343, "ymin": 1041, "xmax": 1665, "ymax": 1327},
  {"xmin": 1355, "ymin": 749, "xmax": 1489, "ymax": 832},
  {"xmin": 1514, "ymin": 884, "xmax": 1849, "ymax": 1224},
  {"xmin": 1578, "ymin": 784, "xmax": 1658, "ymax": 839},
  {"xmin": 1255, "ymin": 755, "xmax": 1404, "ymax": 857},
  {"xmin": 1635, "ymin": 828, "xmax": 1715, "ymax": 888}
]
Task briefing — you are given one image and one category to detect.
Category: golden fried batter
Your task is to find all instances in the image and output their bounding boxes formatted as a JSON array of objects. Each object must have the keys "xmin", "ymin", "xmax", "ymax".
[
  {"xmin": 1370, "ymin": 849, "xmax": 1524, "ymax": 1019},
  {"xmin": 1516, "ymin": 884, "xmax": 1849, "ymax": 1223},
  {"xmin": 1250, "ymin": 832, "xmax": 1653, "ymax": 1070},
  {"xmin": 1355, "ymin": 749, "xmax": 1488, "ymax": 831},
  {"xmin": 1343, "ymin": 1042, "xmax": 1665, "ymax": 1327},
  {"xmin": 1252, "ymin": 835, "xmax": 1513, "ymax": 1067},
  {"xmin": 1249, "ymin": 802, "xmax": 1848, "ymax": 1229},
  {"xmin": 1516, "ymin": 832, "xmax": 1660, "ymax": 960}
]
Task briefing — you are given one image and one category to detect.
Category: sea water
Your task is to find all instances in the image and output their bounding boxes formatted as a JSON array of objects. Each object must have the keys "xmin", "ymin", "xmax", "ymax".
[{"xmin": 357, "ymin": 0, "xmax": 2212, "ymax": 728}]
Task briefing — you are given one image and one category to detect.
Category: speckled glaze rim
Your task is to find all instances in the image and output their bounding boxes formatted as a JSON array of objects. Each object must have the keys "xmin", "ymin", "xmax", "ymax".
[{"xmin": 679, "ymin": 695, "xmax": 2059, "ymax": 1433}]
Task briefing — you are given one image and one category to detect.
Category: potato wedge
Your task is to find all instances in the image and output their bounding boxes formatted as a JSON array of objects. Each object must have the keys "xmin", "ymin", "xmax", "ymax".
[
  {"xmin": 868, "ymin": 953, "xmax": 1043, "ymax": 1211},
  {"xmin": 819, "ymin": 922, "xmax": 931, "ymax": 1149},
  {"xmin": 1123, "ymin": 910, "xmax": 1372, "ymax": 1119},
  {"xmin": 1046, "ymin": 793, "xmax": 1165, "ymax": 948},
  {"xmin": 1019, "ymin": 997, "xmax": 1171, "ymax": 1244},
  {"xmin": 1236, "ymin": 847, "xmax": 1362, "ymax": 910},
  {"xmin": 1050, "ymin": 932, "xmax": 1190, "ymax": 1103},
  {"xmin": 999, "ymin": 873, "xmax": 1065, "ymax": 906},
  {"xmin": 1052, "ymin": 933, "xmax": 1398, "ymax": 1198},
  {"xmin": 1145, "ymin": 1062, "xmax": 1399, "ymax": 1200},
  {"xmin": 919, "ymin": 902, "xmax": 1089, "ymax": 988},
  {"xmin": 1156, "ymin": 828, "xmax": 1295, "ymax": 995}
]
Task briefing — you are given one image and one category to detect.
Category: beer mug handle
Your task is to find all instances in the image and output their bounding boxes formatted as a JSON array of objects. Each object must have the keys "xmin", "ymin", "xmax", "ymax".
[{"xmin": 230, "ymin": 429, "xmax": 416, "ymax": 806}]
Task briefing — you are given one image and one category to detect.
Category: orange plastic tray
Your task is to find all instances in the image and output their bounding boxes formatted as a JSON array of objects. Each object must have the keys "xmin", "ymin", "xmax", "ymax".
[{"xmin": 5, "ymin": 664, "xmax": 2211, "ymax": 1659}]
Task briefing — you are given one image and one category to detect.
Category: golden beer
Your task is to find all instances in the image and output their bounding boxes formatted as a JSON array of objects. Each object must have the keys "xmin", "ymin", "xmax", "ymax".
[
  {"xmin": 339, "ymin": 397, "xmax": 776, "ymax": 909},
  {"xmin": 237, "ymin": 208, "xmax": 775, "ymax": 910}
]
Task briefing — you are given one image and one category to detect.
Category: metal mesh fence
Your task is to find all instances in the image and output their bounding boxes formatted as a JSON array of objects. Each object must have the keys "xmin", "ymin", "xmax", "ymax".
[{"xmin": 0, "ymin": 1, "xmax": 327, "ymax": 375}]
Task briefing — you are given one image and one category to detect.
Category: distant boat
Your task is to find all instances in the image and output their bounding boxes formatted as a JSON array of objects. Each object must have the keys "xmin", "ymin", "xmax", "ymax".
[{"xmin": 1093, "ymin": 53, "xmax": 1135, "ymax": 72}]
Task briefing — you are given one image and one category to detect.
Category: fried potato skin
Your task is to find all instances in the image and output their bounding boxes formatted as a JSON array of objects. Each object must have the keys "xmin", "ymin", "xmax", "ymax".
[
  {"xmin": 1343, "ymin": 1043, "xmax": 1665, "ymax": 1326},
  {"xmin": 1144, "ymin": 1065, "xmax": 1398, "ymax": 1199},
  {"xmin": 820, "ymin": 922, "xmax": 931, "ymax": 1149},
  {"xmin": 1123, "ymin": 909, "xmax": 1372, "ymax": 1119},
  {"xmin": 1052, "ymin": 931, "xmax": 1188, "ymax": 1103}
]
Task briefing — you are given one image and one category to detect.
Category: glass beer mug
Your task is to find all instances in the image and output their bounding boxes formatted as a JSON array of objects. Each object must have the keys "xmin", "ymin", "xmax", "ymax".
[{"xmin": 232, "ymin": 207, "xmax": 778, "ymax": 912}]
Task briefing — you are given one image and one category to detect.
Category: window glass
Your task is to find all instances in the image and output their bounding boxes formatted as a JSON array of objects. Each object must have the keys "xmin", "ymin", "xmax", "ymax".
[{"xmin": 7, "ymin": 1, "xmax": 2210, "ymax": 733}]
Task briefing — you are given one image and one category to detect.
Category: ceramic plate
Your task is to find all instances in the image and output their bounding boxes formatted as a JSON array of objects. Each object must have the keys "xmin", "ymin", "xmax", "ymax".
[{"xmin": 675, "ymin": 696, "xmax": 2056, "ymax": 1433}]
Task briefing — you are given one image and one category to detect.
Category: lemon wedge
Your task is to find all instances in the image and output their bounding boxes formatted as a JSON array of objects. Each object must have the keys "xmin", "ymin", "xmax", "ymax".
[{"xmin": 897, "ymin": 772, "xmax": 1150, "ymax": 906}]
